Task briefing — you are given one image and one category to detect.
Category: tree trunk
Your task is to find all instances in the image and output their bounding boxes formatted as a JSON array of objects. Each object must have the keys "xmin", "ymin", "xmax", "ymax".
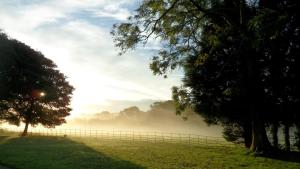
[
  {"xmin": 295, "ymin": 123, "xmax": 300, "ymax": 150},
  {"xmin": 283, "ymin": 123, "xmax": 290, "ymax": 151},
  {"xmin": 22, "ymin": 121, "xmax": 29, "ymax": 136},
  {"xmin": 242, "ymin": 121, "xmax": 252, "ymax": 148},
  {"xmin": 271, "ymin": 122, "xmax": 279, "ymax": 148},
  {"xmin": 250, "ymin": 118, "xmax": 271, "ymax": 153}
]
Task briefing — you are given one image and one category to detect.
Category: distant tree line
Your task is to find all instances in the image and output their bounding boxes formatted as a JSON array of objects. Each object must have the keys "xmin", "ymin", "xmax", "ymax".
[
  {"xmin": 0, "ymin": 31, "xmax": 74, "ymax": 136},
  {"xmin": 112, "ymin": 0, "xmax": 299, "ymax": 153},
  {"xmin": 73, "ymin": 100, "xmax": 204, "ymax": 130}
]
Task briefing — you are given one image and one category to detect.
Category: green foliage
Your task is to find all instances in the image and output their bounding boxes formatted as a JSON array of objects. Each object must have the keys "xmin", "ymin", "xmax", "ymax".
[
  {"xmin": 0, "ymin": 32, "xmax": 74, "ymax": 131},
  {"xmin": 111, "ymin": 0, "xmax": 210, "ymax": 75},
  {"xmin": 172, "ymin": 86, "xmax": 190, "ymax": 115},
  {"xmin": 222, "ymin": 123, "xmax": 244, "ymax": 143},
  {"xmin": 112, "ymin": 0, "xmax": 300, "ymax": 152}
]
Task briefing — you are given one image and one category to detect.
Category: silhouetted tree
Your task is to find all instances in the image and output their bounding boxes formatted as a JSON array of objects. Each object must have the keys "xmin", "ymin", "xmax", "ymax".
[
  {"xmin": 283, "ymin": 122, "xmax": 291, "ymax": 151},
  {"xmin": 0, "ymin": 32, "xmax": 74, "ymax": 136},
  {"xmin": 0, "ymin": 32, "xmax": 16, "ymax": 100},
  {"xmin": 295, "ymin": 124, "xmax": 300, "ymax": 151},
  {"xmin": 112, "ymin": 0, "xmax": 299, "ymax": 153},
  {"xmin": 270, "ymin": 122, "xmax": 279, "ymax": 148}
]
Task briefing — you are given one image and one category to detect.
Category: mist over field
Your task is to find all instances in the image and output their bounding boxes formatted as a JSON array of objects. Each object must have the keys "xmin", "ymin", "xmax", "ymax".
[
  {"xmin": 61, "ymin": 101, "xmax": 222, "ymax": 137},
  {"xmin": 1, "ymin": 1, "xmax": 300, "ymax": 168},
  {"xmin": 1, "ymin": 100, "xmax": 222, "ymax": 137}
]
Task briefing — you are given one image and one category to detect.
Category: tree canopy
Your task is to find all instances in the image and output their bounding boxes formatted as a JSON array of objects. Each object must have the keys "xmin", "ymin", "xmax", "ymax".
[
  {"xmin": 112, "ymin": 0, "xmax": 299, "ymax": 153},
  {"xmin": 0, "ymin": 32, "xmax": 74, "ymax": 136}
]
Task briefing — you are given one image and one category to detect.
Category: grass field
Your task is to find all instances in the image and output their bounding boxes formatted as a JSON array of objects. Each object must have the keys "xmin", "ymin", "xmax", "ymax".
[{"xmin": 0, "ymin": 135, "xmax": 300, "ymax": 169}]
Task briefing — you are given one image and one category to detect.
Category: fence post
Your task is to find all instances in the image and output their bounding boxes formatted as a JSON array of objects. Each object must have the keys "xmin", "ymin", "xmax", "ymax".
[
  {"xmin": 180, "ymin": 133, "xmax": 182, "ymax": 143},
  {"xmin": 113, "ymin": 129, "xmax": 115, "ymax": 140},
  {"xmin": 139, "ymin": 132, "xmax": 141, "ymax": 142},
  {"xmin": 146, "ymin": 132, "xmax": 149, "ymax": 143},
  {"xmin": 132, "ymin": 131, "xmax": 134, "ymax": 141}
]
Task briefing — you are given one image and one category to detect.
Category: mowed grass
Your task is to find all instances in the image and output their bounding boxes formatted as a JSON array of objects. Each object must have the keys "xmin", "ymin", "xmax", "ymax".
[{"xmin": 0, "ymin": 135, "xmax": 300, "ymax": 169}]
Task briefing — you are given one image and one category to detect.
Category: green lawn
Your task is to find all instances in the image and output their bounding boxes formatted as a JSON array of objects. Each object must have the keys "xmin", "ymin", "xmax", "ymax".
[{"xmin": 0, "ymin": 135, "xmax": 299, "ymax": 169}]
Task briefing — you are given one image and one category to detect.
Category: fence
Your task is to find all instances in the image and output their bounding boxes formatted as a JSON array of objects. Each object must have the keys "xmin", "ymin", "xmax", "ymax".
[{"xmin": 0, "ymin": 127, "xmax": 234, "ymax": 147}]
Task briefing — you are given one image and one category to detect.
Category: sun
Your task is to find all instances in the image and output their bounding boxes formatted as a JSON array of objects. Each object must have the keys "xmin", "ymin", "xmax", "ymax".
[{"xmin": 40, "ymin": 92, "xmax": 46, "ymax": 97}]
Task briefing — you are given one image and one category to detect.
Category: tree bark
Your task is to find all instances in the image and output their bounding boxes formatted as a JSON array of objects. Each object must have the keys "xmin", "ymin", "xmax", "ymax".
[
  {"xmin": 250, "ymin": 118, "xmax": 271, "ymax": 153},
  {"xmin": 271, "ymin": 122, "xmax": 279, "ymax": 148},
  {"xmin": 242, "ymin": 121, "xmax": 252, "ymax": 148},
  {"xmin": 295, "ymin": 123, "xmax": 300, "ymax": 150},
  {"xmin": 283, "ymin": 123, "xmax": 290, "ymax": 151},
  {"xmin": 22, "ymin": 121, "xmax": 29, "ymax": 136}
]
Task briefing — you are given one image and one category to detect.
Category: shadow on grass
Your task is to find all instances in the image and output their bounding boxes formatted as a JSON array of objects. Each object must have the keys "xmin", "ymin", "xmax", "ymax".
[
  {"xmin": 0, "ymin": 136, "xmax": 11, "ymax": 144},
  {"xmin": 253, "ymin": 149, "xmax": 300, "ymax": 164},
  {"xmin": 0, "ymin": 136, "xmax": 144, "ymax": 169},
  {"xmin": 0, "ymin": 136, "xmax": 9, "ymax": 139}
]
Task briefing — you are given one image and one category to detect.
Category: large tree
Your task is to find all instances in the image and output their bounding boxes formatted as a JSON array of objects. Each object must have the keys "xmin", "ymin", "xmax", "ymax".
[
  {"xmin": 0, "ymin": 32, "xmax": 74, "ymax": 136},
  {"xmin": 112, "ymin": 0, "xmax": 299, "ymax": 153},
  {"xmin": 0, "ymin": 32, "xmax": 16, "ymax": 100}
]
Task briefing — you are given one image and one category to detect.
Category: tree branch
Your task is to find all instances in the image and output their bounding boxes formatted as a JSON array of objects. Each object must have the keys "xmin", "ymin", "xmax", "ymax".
[
  {"xmin": 189, "ymin": 0, "xmax": 211, "ymax": 14},
  {"xmin": 146, "ymin": 0, "xmax": 180, "ymax": 40},
  {"xmin": 189, "ymin": 0, "xmax": 232, "ymax": 26}
]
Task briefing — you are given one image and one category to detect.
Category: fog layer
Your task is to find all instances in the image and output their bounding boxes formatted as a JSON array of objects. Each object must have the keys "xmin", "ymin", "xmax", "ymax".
[{"xmin": 63, "ymin": 101, "xmax": 222, "ymax": 137}]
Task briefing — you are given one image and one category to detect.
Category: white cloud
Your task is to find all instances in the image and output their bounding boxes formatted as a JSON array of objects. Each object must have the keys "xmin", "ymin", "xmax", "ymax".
[
  {"xmin": 91, "ymin": 4, "xmax": 131, "ymax": 21},
  {"xmin": 0, "ymin": 0, "xmax": 181, "ymax": 117}
]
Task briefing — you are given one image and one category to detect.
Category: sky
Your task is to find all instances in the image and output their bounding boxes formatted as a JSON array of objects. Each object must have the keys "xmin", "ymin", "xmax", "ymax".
[{"xmin": 0, "ymin": 0, "xmax": 182, "ymax": 117}]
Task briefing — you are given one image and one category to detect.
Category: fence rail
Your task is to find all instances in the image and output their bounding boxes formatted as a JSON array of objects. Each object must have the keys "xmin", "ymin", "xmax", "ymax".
[{"xmin": 0, "ymin": 127, "xmax": 234, "ymax": 146}]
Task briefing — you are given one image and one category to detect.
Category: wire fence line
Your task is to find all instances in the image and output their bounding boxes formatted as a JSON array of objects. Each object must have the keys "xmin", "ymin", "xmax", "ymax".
[{"xmin": 0, "ymin": 127, "xmax": 235, "ymax": 147}]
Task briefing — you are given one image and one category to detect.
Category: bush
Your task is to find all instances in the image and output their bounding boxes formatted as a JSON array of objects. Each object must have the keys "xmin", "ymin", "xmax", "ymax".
[{"xmin": 222, "ymin": 123, "xmax": 244, "ymax": 143}]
